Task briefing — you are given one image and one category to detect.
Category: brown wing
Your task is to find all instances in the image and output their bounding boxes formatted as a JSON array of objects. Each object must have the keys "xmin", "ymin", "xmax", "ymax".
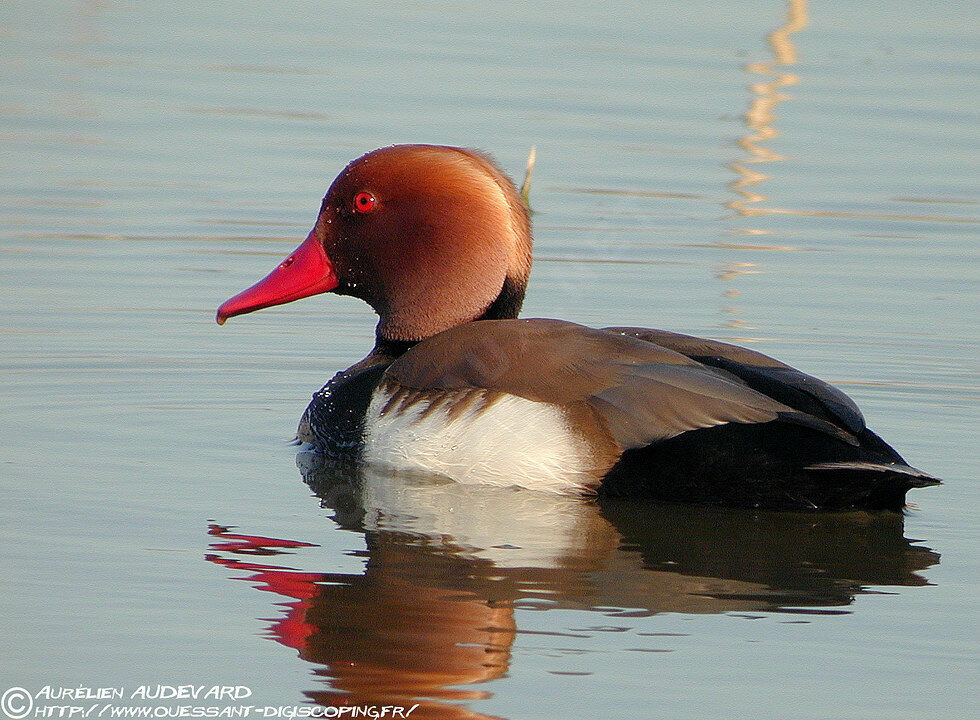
[
  {"xmin": 383, "ymin": 319, "xmax": 853, "ymax": 451},
  {"xmin": 605, "ymin": 326, "xmax": 866, "ymax": 435}
]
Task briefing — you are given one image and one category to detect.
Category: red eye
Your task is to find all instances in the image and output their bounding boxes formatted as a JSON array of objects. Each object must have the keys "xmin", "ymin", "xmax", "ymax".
[{"xmin": 352, "ymin": 192, "xmax": 377, "ymax": 213}]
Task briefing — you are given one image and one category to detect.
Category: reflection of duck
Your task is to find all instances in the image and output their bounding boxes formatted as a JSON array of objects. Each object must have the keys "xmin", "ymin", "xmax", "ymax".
[
  {"xmin": 217, "ymin": 144, "xmax": 938, "ymax": 510},
  {"xmin": 206, "ymin": 524, "xmax": 511, "ymax": 720},
  {"xmin": 206, "ymin": 473, "xmax": 938, "ymax": 712}
]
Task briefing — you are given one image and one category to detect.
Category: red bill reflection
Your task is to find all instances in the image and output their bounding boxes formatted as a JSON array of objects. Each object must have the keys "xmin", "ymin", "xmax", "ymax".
[{"xmin": 205, "ymin": 524, "xmax": 511, "ymax": 720}]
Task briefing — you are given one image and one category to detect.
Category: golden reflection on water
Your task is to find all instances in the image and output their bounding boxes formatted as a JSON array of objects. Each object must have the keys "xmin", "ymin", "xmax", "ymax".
[
  {"xmin": 726, "ymin": 0, "xmax": 808, "ymax": 225},
  {"xmin": 719, "ymin": 0, "xmax": 808, "ymax": 330}
]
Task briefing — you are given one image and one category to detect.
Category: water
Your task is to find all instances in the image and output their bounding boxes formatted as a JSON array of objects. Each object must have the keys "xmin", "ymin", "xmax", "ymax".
[{"xmin": 1, "ymin": 1, "xmax": 976, "ymax": 718}]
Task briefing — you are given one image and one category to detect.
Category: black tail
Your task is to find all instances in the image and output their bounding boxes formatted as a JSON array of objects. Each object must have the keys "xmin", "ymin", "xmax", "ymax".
[
  {"xmin": 600, "ymin": 421, "xmax": 941, "ymax": 511},
  {"xmin": 803, "ymin": 461, "xmax": 942, "ymax": 511}
]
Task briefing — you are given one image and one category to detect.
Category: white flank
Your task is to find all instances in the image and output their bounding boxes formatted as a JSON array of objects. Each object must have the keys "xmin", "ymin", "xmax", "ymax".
[{"xmin": 362, "ymin": 389, "xmax": 595, "ymax": 494}]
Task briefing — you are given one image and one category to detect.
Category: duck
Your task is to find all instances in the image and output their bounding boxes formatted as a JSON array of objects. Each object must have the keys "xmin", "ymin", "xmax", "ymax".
[{"xmin": 216, "ymin": 144, "xmax": 940, "ymax": 511}]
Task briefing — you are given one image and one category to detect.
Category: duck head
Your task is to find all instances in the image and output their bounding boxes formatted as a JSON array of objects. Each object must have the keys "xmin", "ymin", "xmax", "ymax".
[{"xmin": 216, "ymin": 144, "xmax": 532, "ymax": 342}]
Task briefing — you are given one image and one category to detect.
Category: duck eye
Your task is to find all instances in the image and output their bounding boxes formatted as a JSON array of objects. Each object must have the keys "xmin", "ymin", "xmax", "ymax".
[{"xmin": 352, "ymin": 192, "xmax": 377, "ymax": 213}]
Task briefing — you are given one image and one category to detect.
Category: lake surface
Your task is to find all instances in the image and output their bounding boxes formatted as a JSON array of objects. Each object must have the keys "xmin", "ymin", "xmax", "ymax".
[{"xmin": 1, "ymin": 1, "xmax": 976, "ymax": 718}]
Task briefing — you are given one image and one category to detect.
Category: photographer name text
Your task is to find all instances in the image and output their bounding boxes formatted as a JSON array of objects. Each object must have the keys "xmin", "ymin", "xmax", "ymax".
[{"xmin": 36, "ymin": 689, "xmax": 251, "ymax": 703}]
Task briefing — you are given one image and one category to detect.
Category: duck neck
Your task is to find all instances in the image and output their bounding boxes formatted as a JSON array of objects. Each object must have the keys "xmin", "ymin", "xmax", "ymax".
[
  {"xmin": 369, "ymin": 335, "xmax": 419, "ymax": 364},
  {"xmin": 372, "ymin": 275, "xmax": 527, "ymax": 361},
  {"xmin": 478, "ymin": 274, "xmax": 526, "ymax": 322}
]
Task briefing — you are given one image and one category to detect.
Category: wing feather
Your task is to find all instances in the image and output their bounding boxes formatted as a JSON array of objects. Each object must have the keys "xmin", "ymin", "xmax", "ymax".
[
  {"xmin": 384, "ymin": 319, "xmax": 857, "ymax": 451},
  {"xmin": 605, "ymin": 326, "xmax": 866, "ymax": 435}
]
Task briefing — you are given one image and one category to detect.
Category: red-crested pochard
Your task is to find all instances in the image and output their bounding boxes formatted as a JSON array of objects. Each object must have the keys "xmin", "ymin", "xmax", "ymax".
[{"xmin": 217, "ymin": 144, "xmax": 939, "ymax": 511}]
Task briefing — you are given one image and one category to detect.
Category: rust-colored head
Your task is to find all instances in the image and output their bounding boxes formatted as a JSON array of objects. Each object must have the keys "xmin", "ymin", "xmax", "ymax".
[{"xmin": 216, "ymin": 145, "xmax": 532, "ymax": 341}]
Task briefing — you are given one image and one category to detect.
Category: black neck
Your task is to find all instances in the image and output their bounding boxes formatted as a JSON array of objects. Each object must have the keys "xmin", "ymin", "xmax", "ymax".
[
  {"xmin": 479, "ymin": 274, "xmax": 526, "ymax": 321},
  {"xmin": 370, "ymin": 335, "xmax": 419, "ymax": 363}
]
